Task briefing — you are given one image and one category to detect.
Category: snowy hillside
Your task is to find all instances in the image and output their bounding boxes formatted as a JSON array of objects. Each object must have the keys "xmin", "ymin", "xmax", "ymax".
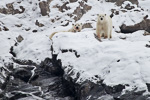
[
  {"xmin": 0, "ymin": 0, "xmax": 150, "ymax": 99},
  {"xmin": 52, "ymin": 30, "xmax": 150, "ymax": 91}
]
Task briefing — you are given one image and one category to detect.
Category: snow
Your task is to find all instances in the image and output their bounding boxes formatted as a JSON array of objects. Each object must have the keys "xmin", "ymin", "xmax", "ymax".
[
  {"xmin": 0, "ymin": 0, "xmax": 150, "ymax": 94},
  {"xmin": 52, "ymin": 30, "xmax": 150, "ymax": 92},
  {"xmin": 14, "ymin": 33, "xmax": 52, "ymax": 63}
]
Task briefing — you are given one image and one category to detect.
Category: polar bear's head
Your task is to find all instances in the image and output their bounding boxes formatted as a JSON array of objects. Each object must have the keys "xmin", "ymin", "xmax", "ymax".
[
  {"xmin": 98, "ymin": 14, "xmax": 106, "ymax": 23},
  {"xmin": 72, "ymin": 23, "xmax": 82, "ymax": 32}
]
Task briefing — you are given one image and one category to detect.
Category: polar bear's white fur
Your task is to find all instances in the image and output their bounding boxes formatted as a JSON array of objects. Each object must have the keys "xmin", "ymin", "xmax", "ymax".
[
  {"xmin": 49, "ymin": 23, "xmax": 82, "ymax": 40},
  {"xmin": 96, "ymin": 14, "xmax": 112, "ymax": 40}
]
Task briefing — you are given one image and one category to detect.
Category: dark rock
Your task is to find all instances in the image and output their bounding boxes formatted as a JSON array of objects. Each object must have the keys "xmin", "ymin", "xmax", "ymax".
[
  {"xmin": 12, "ymin": 58, "xmax": 37, "ymax": 66},
  {"xmin": 124, "ymin": 3, "xmax": 135, "ymax": 10},
  {"xmin": 146, "ymin": 83, "xmax": 150, "ymax": 92},
  {"xmin": 19, "ymin": 6, "xmax": 25, "ymax": 13},
  {"xmin": 40, "ymin": 57, "xmax": 64, "ymax": 76},
  {"xmin": 4, "ymin": 62, "xmax": 14, "ymax": 70},
  {"xmin": 3, "ymin": 26, "xmax": 9, "ymax": 31},
  {"xmin": 1, "ymin": 78, "xmax": 42, "ymax": 99},
  {"xmin": 120, "ymin": 19, "xmax": 150, "ymax": 33},
  {"xmin": 0, "ymin": 3, "xmax": 25, "ymax": 15},
  {"xmin": 55, "ymin": 2, "xmax": 70, "ymax": 13},
  {"xmin": 69, "ymin": 0, "xmax": 78, "ymax": 3},
  {"xmin": 119, "ymin": 90, "xmax": 148, "ymax": 100},
  {"xmin": 15, "ymin": 24, "xmax": 22, "ymax": 27},
  {"xmin": 104, "ymin": 84, "xmax": 125, "ymax": 94},
  {"xmin": 78, "ymin": 80, "xmax": 105, "ymax": 100},
  {"xmin": 9, "ymin": 46, "xmax": 16, "ymax": 57},
  {"xmin": 106, "ymin": 0, "xmax": 139, "ymax": 6},
  {"xmin": 82, "ymin": 23, "xmax": 93, "ymax": 29},
  {"xmin": 32, "ymin": 29, "xmax": 38, "ymax": 33},
  {"xmin": 61, "ymin": 21, "xmax": 69, "ymax": 27},
  {"xmin": 16, "ymin": 35, "xmax": 24, "ymax": 43},
  {"xmin": 146, "ymin": 44, "xmax": 150, "ymax": 48},
  {"xmin": 73, "ymin": 2, "xmax": 92, "ymax": 21},
  {"xmin": 143, "ymin": 31, "xmax": 150, "ymax": 36},
  {"xmin": 39, "ymin": 1, "xmax": 50, "ymax": 16},
  {"xmin": 61, "ymin": 49, "xmax": 80, "ymax": 58},
  {"xmin": 35, "ymin": 20, "xmax": 44, "ymax": 27},
  {"xmin": 117, "ymin": 59, "xmax": 120, "ymax": 62},
  {"xmin": 25, "ymin": 28, "xmax": 31, "ymax": 31},
  {"xmin": 12, "ymin": 67, "xmax": 34, "ymax": 82}
]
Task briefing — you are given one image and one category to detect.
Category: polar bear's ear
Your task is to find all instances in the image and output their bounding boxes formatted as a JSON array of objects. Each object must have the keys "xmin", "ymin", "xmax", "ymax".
[
  {"xmin": 72, "ymin": 24, "xmax": 74, "ymax": 26},
  {"xmin": 80, "ymin": 23, "xmax": 82, "ymax": 25}
]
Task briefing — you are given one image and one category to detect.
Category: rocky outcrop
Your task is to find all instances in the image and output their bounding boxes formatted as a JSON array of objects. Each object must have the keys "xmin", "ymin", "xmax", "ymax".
[
  {"xmin": 82, "ymin": 23, "xmax": 93, "ymax": 29},
  {"xmin": 0, "ymin": 3, "xmax": 25, "ymax": 14},
  {"xmin": 54, "ymin": 0, "xmax": 91, "ymax": 21},
  {"xmin": 50, "ymin": 51, "xmax": 150, "ymax": 100},
  {"xmin": 35, "ymin": 20, "xmax": 44, "ymax": 27},
  {"xmin": 0, "ymin": 58, "xmax": 74, "ymax": 100},
  {"xmin": 39, "ymin": 1, "xmax": 50, "ymax": 16},
  {"xmin": 120, "ymin": 17, "xmax": 150, "ymax": 33},
  {"xmin": 73, "ymin": 1, "xmax": 92, "ymax": 21},
  {"xmin": 106, "ymin": 0, "xmax": 139, "ymax": 6},
  {"xmin": 56, "ymin": 2, "xmax": 70, "ymax": 13}
]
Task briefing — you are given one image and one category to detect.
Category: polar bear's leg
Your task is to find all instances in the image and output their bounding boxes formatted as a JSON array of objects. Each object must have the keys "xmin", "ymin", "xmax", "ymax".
[
  {"xmin": 96, "ymin": 26, "xmax": 101, "ymax": 40},
  {"xmin": 104, "ymin": 29, "xmax": 108, "ymax": 39},
  {"xmin": 110, "ymin": 29, "xmax": 112, "ymax": 39}
]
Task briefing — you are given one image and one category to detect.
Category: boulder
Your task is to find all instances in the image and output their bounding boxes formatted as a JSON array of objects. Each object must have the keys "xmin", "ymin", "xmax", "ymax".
[
  {"xmin": 39, "ymin": 1, "xmax": 50, "ymax": 16},
  {"xmin": 120, "ymin": 18, "xmax": 150, "ymax": 33},
  {"xmin": 73, "ymin": 1, "xmax": 92, "ymax": 21},
  {"xmin": 106, "ymin": 0, "xmax": 139, "ymax": 6},
  {"xmin": 0, "ymin": 3, "xmax": 25, "ymax": 14}
]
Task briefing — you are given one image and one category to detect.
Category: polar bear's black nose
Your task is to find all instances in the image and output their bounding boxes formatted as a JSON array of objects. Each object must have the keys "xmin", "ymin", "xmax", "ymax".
[
  {"xmin": 76, "ymin": 27, "xmax": 79, "ymax": 29},
  {"xmin": 101, "ymin": 18, "xmax": 103, "ymax": 20}
]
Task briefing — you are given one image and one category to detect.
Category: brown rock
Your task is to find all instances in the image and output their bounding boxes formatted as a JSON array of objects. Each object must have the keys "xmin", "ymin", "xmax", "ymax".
[
  {"xmin": 0, "ymin": 3, "xmax": 25, "ymax": 15},
  {"xmin": 143, "ymin": 31, "xmax": 150, "ymax": 36},
  {"xmin": 35, "ymin": 20, "xmax": 44, "ymax": 27},
  {"xmin": 16, "ymin": 35, "xmax": 24, "ymax": 43},
  {"xmin": 73, "ymin": 1, "xmax": 92, "ymax": 21},
  {"xmin": 39, "ymin": 1, "xmax": 50, "ymax": 16},
  {"xmin": 56, "ymin": 2, "xmax": 70, "ymax": 12},
  {"xmin": 120, "ymin": 18, "xmax": 150, "ymax": 33},
  {"xmin": 82, "ymin": 23, "xmax": 93, "ymax": 29}
]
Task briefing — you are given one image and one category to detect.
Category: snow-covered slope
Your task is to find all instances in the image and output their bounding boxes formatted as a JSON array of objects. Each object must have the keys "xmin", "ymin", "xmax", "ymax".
[
  {"xmin": 52, "ymin": 30, "xmax": 150, "ymax": 92},
  {"xmin": 0, "ymin": 0, "xmax": 150, "ymax": 99}
]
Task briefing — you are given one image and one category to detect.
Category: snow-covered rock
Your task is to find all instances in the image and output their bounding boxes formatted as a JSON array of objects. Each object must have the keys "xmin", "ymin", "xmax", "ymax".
[
  {"xmin": 52, "ymin": 30, "xmax": 150, "ymax": 95},
  {"xmin": 0, "ymin": 0, "xmax": 150, "ymax": 99}
]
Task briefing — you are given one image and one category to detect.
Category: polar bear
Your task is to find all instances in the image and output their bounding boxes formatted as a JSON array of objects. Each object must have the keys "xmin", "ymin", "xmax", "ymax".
[
  {"xmin": 49, "ymin": 23, "xmax": 82, "ymax": 40},
  {"xmin": 96, "ymin": 14, "xmax": 112, "ymax": 40}
]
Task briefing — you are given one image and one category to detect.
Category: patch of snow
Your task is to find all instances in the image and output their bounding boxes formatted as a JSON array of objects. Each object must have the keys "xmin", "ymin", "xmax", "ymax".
[{"xmin": 53, "ymin": 30, "xmax": 150, "ymax": 92}]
